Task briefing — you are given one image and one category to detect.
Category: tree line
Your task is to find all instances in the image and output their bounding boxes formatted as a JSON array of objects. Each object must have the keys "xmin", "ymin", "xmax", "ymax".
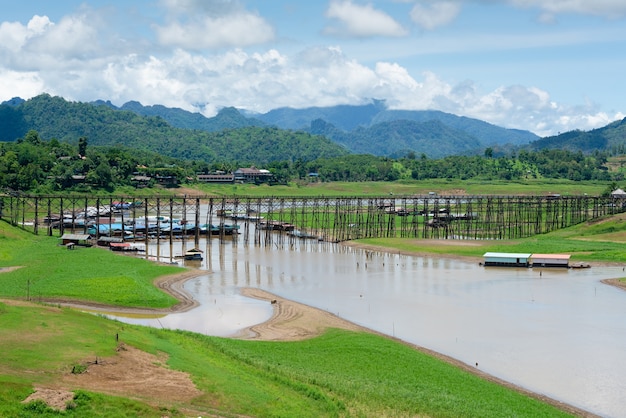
[{"xmin": 0, "ymin": 130, "xmax": 620, "ymax": 194}]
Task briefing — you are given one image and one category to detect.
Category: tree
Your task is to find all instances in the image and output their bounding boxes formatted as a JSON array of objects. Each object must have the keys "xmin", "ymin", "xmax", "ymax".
[{"xmin": 78, "ymin": 136, "xmax": 88, "ymax": 157}]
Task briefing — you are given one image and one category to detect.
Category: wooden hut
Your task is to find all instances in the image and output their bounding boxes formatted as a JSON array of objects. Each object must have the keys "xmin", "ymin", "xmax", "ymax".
[{"xmin": 59, "ymin": 234, "xmax": 92, "ymax": 247}]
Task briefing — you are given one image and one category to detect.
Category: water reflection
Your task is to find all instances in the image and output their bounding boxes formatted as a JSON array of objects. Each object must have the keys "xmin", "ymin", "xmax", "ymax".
[{"xmin": 114, "ymin": 238, "xmax": 626, "ymax": 417}]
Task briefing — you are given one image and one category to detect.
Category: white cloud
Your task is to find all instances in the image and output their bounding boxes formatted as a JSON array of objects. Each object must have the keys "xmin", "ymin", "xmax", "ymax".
[
  {"xmin": 25, "ymin": 13, "xmax": 101, "ymax": 59},
  {"xmin": 325, "ymin": 1, "xmax": 408, "ymax": 38},
  {"xmin": 155, "ymin": 0, "xmax": 275, "ymax": 48},
  {"xmin": 508, "ymin": 0, "xmax": 626, "ymax": 19},
  {"xmin": 1, "ymin": 36, "xmax": 620, "ymax": 136},
  {"xmin": 0, "ymin": 11, "xmax": 112, "ymax": 72},
  {"xmin": 410, "ymin": 1, "xmax": 461, "ymax": 30},
  {"xmin": 0, "ymin": 70, "xmax": 45, "ymax": 100}
]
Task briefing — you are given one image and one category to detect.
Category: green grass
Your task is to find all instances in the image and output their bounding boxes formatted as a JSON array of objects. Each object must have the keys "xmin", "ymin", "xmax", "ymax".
[
  {"xmin": 183, "ymin": 178, "xmax": 610, "ymax": 197},
  {"xmin": 0, "ymin": 221, "xmax": 181, "ymax": 308},
  {"xmin": 0, "ymin": 300, "xmax": 573, "ymax": 417}
]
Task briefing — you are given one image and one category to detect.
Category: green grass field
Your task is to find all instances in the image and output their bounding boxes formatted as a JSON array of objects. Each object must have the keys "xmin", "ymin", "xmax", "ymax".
[
  {"xmin": 190, "ymin": 178, "xmax": 610, "ymax": 197},
  {"xmin": 0, "ymin": 221, "xmax": 181, "ymax": 308}
]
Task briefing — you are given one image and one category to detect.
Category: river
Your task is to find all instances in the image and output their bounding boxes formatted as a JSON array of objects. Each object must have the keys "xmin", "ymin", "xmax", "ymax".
[{"xmin": 110, "ymin": 237, "xmax": 626, "ymax": 417}]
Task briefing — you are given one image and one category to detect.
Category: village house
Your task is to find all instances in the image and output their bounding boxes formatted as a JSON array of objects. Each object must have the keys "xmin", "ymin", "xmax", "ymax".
[{"xmin": 233, "ymin": 167, "xmax": 274, "ymax": 183}]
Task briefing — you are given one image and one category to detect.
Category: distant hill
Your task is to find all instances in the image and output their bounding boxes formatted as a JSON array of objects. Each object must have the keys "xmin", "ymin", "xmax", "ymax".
[
  {"xmin": 116, "ymin": 101, "xmax": 266, "ymax": 132},
  {"xmin": 257, "ymin": 100, "xmax": 387, "ymax": 131},
  {"xmin": 370, "ymin": 109, "xmax": 538, "ymax": 147},
  {"xmin": 111, "ymin": 99, "xmax": 540, "ymax": 157},
  {"xmin": 528, "ymin": 117, "xmax": 626, "ymax": 154},
  {"xmin": 0, "ymin": 99, "xmax": 28, "ymax": 141},
  {"xmin": 4, "ymin": 94, "xmax": 625, "ymax": 161},
  {"xmin": 253, "ymin": 102, "xmax": 539, "ymax": 157},
  {"xmin": 0, "ymin": 94, "xmax": 348, "ymax": 164},
  {"xmin": 310, "ymin": 118, "xmax": 482, "ymax": 158}
]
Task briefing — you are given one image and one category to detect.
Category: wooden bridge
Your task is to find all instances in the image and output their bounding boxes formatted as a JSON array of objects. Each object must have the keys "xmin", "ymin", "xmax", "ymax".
[{"xmin": 0, "ymin": 194, "xmax": 622, "ymax": 246}]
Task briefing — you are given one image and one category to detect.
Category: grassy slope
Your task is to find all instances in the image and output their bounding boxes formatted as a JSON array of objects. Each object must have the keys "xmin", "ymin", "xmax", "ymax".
[
  {"xmin": 0, "ymin": 221, "xmax": 181, "ymax": 308},
  {"xmin": 0, "ymin": 301, "xmax": 572, "ymax": 417}
]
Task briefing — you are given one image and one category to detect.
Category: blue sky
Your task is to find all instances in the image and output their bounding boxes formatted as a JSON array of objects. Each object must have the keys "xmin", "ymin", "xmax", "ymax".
[{"xmin": 1, "ymin": 1, "xmax": 625, "ymax": 136}]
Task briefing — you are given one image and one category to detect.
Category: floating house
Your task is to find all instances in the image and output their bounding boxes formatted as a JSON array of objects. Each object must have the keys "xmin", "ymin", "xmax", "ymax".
[
  {"xmin": 97, "ymin": 236, "xmax": 124, "ymax": 247},
  {"xmin": 183, "ymin": 248, "xmax": 203, "ymax": 260},
  {"xmin": 530, "ymin": 254, "xmax": 571, "ymax": 268},
  {"xmin": 482, "ymin": 252, "xmax": 532, "ymax": 267},
  {"xmin": 110, "ymin": 242, "xmax": 145, "ymax": 252}
]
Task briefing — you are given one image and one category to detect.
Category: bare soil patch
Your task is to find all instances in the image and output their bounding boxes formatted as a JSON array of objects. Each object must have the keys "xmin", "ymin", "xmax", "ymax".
[
  {"xmin": 23, "ymin": 388, "xmax": 75, "ymax": 411},
  {"xmin": 61, "ymin": 344, "xmax": 202, "ymax": 403},
  {"xmin": 21, "ymin": 345, "xmax": 202, "ymax": 413}
]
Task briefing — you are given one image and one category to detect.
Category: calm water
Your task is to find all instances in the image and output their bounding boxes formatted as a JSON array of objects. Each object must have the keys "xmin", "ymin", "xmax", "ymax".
[{"xmin": 111, "ymin": 238, "xmax": 626, "ymax": 417}]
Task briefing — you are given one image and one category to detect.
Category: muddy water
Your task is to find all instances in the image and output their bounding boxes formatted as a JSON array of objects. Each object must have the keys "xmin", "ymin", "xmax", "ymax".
[{"xmin": 113, "ymin": 238, "xmax": 626, "ymax": 417}]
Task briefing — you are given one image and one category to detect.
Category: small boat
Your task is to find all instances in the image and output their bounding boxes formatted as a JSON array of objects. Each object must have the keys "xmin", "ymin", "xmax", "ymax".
[
  {"xmin": 288, "ymin": 229, "xmax": 319, "ymax": 239},
  {"xmin": 570, "ymin": 263, "xmax": 591, "ymax": 269},
  {"xmin": 183, "ymin": 248, "xmax": 203, "ymax": 260}
]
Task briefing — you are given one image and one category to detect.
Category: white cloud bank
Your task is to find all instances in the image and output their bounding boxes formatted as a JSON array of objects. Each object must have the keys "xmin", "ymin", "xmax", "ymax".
[{"xmin": 155, "ymin": 0, "xmax": 274, "ymax": 48}]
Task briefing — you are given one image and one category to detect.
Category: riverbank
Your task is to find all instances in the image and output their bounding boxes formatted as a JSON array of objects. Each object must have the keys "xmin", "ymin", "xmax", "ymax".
[{"xmin": 237, "ymin": 287, "xmax": 596, "ymax": 417}]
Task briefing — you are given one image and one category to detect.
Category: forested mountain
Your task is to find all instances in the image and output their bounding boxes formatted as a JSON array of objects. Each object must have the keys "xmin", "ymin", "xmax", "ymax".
[
  {"xmin": 108, "ymin": 99, "xmax": 538, "ymax": 156},
  {"xmin": 529, "ymin": 117, "xmax": 626, "ymax": 154},
  {"xmin": 115, "ymin": 101, "xmax": 266, "ymax": 132},
  {"xmin": 3, "ymin": 94, "xmax": 626, "ymax": 162},
  {"xmin": 370, "ymin": 109, "xmax": 538, "ymax": 146},
  {"xmin": 253, "ymin": 101, "xmax": 539, "ymax": 150},
  {"xmin": 310, "ymin": 118, "xmax": 482, "ymax": 158},
  {"xmin": 0, "ymin": 94, "xmax": 347, "ymax": 164},
  {"xmin": 256, "ymin": 100, "xmax": 387, "ymax": 131}
]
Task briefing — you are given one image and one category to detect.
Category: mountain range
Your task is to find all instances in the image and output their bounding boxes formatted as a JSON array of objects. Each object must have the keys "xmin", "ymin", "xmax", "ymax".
[
  {"xmin": 109, "ymin": 99, "xmax": 539, "ymax": 158},
  {"xmin": 1, "ymin": 94, "xmax": 625, "ymax": 162}
]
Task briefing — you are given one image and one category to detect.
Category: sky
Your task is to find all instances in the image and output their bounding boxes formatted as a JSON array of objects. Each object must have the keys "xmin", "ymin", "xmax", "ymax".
[{"xmin": 1, "ymin": 1, "xmax": 625, "ymax": 137}]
